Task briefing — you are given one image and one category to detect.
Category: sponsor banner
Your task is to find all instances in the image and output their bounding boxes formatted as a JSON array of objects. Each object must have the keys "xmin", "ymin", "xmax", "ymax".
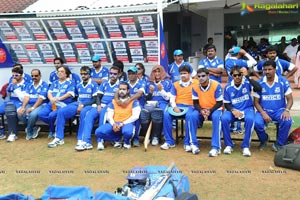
[
  {"xmin": 131, "ymin": 56, "xmax": 145, "ymax": 62},
  {"xmin": 5, "ymin": 35, "xmax": 18, "ymax": 40},
  {"xmin": 56, "ymin": 34, "xmax": 68, "ymax": 40},
  {"xmin": 109, "ymin": 32, "xmax": 123, "ymax": 38},
  {"xmin": 28, "ymin": 50, "xmax": 41, "ymax": 58},
  {"xmin": 45, "ymin": 57, "xmax": 54, "ymax": 63},
  {"xmin": 31, "ymin": 28, "xmax": 44, "ymax": 34},
  {"xmin": 146, "ymin": 48, "xmax": 158, "ymax": 55},
  {"xmin": 20, "ymin": 35, "xmax": 33, "ymax": 41},
  {"xmin": 42, "ymin": 51, "xmax": 54, "ymax": 58},
  {"xmin": 34, "ymin": 34, "xmax": 47, "ymax": 40},
  {"xmin": 48, "ymin": 20, "xmax": 62, "ymax": 27},
  {"xmin": 120, "ymin": 17, "xmax": 135, "ymax": 24},
  {"xmin": 106, "ymin": 25, "xmax": 121, "ymax": 32},
  {"xmin": 64, "ymin": 20, "xmax": 77, "ymax": 27},
  {"xmin": 116, "ymin": 56, "xmax": 129, "ymax": 62},
  {"xmin": 18, "ymin": 57, "xmax": 30, "ymax": 63},
  {"xmin": 140, "ymin": 23, "xmax": 155, "ymax": 31},
  {"xmin": 87, "ymin": 33, "xmax": 99, "ymax": 39},
  {"xmin": 92, "ymin": 50, "xmax": 106, "ymax": 56},
  {"xmin": 15, "ymin": 27, "xmax": 30, "ymax": 35},
  {"xmin": 128, "ymin": 41, "xmax": 142, "ymax": 48},
  {"xmin": 65, "ymin": 57, "xmax": 77, "ymax": 63},
  {"xmin": 67, "ymin": 27, "xmax": 81, "ymax": 34},
  {"xmin": 70, "ymin": 34, "xmax": 84, "ymax": 40},
  {"xmin": 77, "ymin": 49, "xmax": 91, "ymax": 57},
  {"xmin": 130, "ymin": 48, "xmax": 143, "ymax": 56},
  {"xmin": 83, "ymin": 27, "xmax": 97, "ymax": 33},
  {"xmin": 80, "ymin": 19, "xmax": 95, "ymax": 27},
  {"xmin": 115, "ymin": 49, "xmax": 128, "ymax": 56},
  {"xmin": 145, "ymin": 40, "xmax": 158, "ymax": 48},
  {"xmin": 90, "ymin": 42, "xmax": 104, "ymax": 50},
  {"xmin": 79, "ymin": 57, "xmax": 91, "ymax": 63},
  {"xmin": 75, "ymin": 43, "xmax": 88, "ymax": 49},
  {"xmin": 124, "ymin": 32, "xmax": 139, "ymax": 38},
  {"xmin": 52, "ymin": 28, "xmax": 65, "ymax": 34},
  {"xmin": 112, "ymin": 41, "xmax": 126, "ymax": 49},
  {"xmin": 1, "ymin": 28, "xmax": 14, "ymax": 35},
  {"xmin": 60, "ymin": 43, "xmax": 73, "ymax": 51},
  {"xmin": 10, "ymin": 44, "xmax": 24, "ymax": 51},
  {"xmin": 0, "ymin": 21, "xmax": 10, "ymax": 28},
  {"xmin": 142, "ymin": 31, "xmax": 156, "ymax": 37},
  {"xmin": 63, "ymin": 51, "xmax": 76, "ymax": 57},
  {"xmin": 30, "ymin": 57, "xmax": 43, "ymax": 63},
  {"xmin": 147, "ymin": 56, "xmax": 158, "ymax": 62},
  {"xmin": 26, "ymin": 21, "xmax": 41, "ymax": 28},
  {"xmin": 11, "ymin": 21, "xmax": 24, "ymax": 27},
  {"xmin": 24, "ymin": 44, "xmax": 37, "ymax": 50},
  {"xmin": 122, "ymin": 24, "xmax": 136, "ymax": 32},
  {"xmin": 15, "ymin": 51, "xmax": 28, "ymax": 57},
  {"xmin": 103, "ymin": 17, "xmax": 118, "ymax": 25},
  {"xmin": 38, "ymin": 44, "xmax": 52, "ymax": 51},
  {"xmin": 100, "ymin": 57, "xmax": 108, "ymax": 62},
  {"xmin": 138, "ymin": 15, "xmax": 153, "ymax": 24}
]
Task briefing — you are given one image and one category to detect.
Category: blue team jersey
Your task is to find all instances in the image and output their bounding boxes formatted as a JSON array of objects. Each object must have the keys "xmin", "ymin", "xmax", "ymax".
[
  {"xmin": 76, "ymin": 79, "xmax": 98, "ymax": 104},
  {"xmin": 255, "ymin": 57, "xmax": 294, "ymax": 76},
  {"xmin": 168, "ymin": 61, "xmax": 196, "ymax": 83},
  {"xmin": 225, "ymin": 58, "xmax": 248, "ymax": 83},
  {"xmin": 49, "ymin": 79, "xmax": 75, "ymax": 104},
  {"xmin": 198, "ymin": 57, "xmax": 224, "ymax": 83},
  {"xmin": 91, "ymin": 66, "xmax": 109, "ymax": 82},
  {"xmin": 9, "ymin": 73, "xmax": 32, "ymax": 84},
  {"xmin": 127, "ymin": 79, "xmax": 146, "ymax": 107},
  {"xmin": 98, "ymin": 80, "xmax": 120, "ymax": 105},
  {"xmin": 140, "ymin": 74, "xmax": 150, "ymax": 83},
  {"xmin": 7, "ymin": 79, "xmax": 27, "ymax": 102},
  {"xmin": 48, "ymin": 71, "xmax": 81, "ymax": 86},
  {"xmin": 223, "ymin": 79, "xmax": 253, "ymax": 110},
  {"xmin": 254, "ymin": 74, "xmax": 292, "ymax": 112},
  {"xmin": 25, "ymin": 80, "xmax": 49, "ymax": 104},
  {"xmin": 145, "ymin": 79, "xmax": 172, "ymax": 107}
]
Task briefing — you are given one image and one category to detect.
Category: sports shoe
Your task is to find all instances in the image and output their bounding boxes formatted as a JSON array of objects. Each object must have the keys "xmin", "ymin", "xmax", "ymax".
[
  {"xmin": 223, "ymin": 146, "xmax": 233, "ymax": 155},
  {"xmin": 76, "ymin": 142, "xmax": 93, "ymax": 151},
  {"xmin": 151, "ymin": 137, "xmax": 159, "ymax": 146},
  {"xmin": 258, "ymin": 134, "xmax": 269, "ymax": 150},
  {"xmin": 184, "ymin": 145, "xmax": 192, "ymax": 152},
  {"xmin": 97, "ymin": 141, "xmax": 104, "ymax": 151},
  {"xmin": 113, "ymin": 142, "xmax": 122, "ymax": 148},
  {"xmin": 272, "ymin": 143, "xmax": 282, "ymax": 152},
  {"xmin": 48, "ymin": 132, "xmax": 54, "ymax": 139},
  {"xmin": 133, "ymin": 139, "xmax": 140, "ymax": 147},
  {"xmin": 160, "ymin": 143, "xmax": 175, "ymax": 150},
  {"xmin": 242, "ymin": 148, "xmax": 251, "ymax": 157},
  {"xmin": 123, "ymin": 143, "xmax": 131, "ymax": 149},
  {"xmin": 48, "ymin": 138, "xmax": 64, "ymax": 148},
  {"xmin": 26, "ymin": 135, "xmax": 32, "ymax": 141},
  {"xmin": 208, "ymin": 148, "xmax": 221, "ymax": 157},
  {"xmin": 0, "ymin": 132, "xmax": 6, "ymax": 140},
  {"xmin": 32, "ymin": 126, "xmax": 41, "ymax": 139},
  {"xmin": 85, "ymin": 143, "xmax": 93, "ymax": 150},
  {"xmin": 7, "ymin": 133, "xmax": 17, "ymax": 142},
  {"xmin": 191, "ymin": 145, "xmax": 200, "ymax": 155},
  {"xmin": 75, "ymin": 140, "xmax": 84, "ymax": 147}
]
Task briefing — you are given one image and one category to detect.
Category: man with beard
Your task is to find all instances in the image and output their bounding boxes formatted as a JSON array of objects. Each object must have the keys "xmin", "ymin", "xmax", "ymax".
[
  {"xmin": 91, "ymin": 55, "xmax": 109, "ymax": 85},
  {"xmin": 254, "ymin": 60, "xmax": 293, "ymax": 152},
  {"xmin": 17, "ymin": 69, "xmax": 48, "ymax": 140},
  {"xmin": 221, "ymin": 66, "xmax": 261, "ymax": 157},
  {"xmin": 95, "ymin": 82, "xmax": 141, "ymax": 150}
]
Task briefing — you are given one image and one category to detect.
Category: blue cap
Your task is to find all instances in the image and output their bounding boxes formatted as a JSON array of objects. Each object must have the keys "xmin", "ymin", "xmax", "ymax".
[
  {"xmin": 230, "ymin": 47, "xmax": 241, "ymax": 55},
  {"xmin": 168, "ymin": 106, "xmax": 189, "ymax": 117},
  {"xmin": 127, "ymin": 66, "xmax": 138, "ymax": 73},
  {"xmin": 92, "ymin": 55, "xmax": 101, "ymax": 62},
  {"xmin": 173, "ymin": 49, "xmax": 183, "ymax": 56}
]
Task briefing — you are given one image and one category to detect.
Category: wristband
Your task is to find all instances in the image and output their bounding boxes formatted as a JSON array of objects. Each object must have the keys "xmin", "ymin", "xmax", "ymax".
[
  {"xmin": 31, "ymin": 107, "xmax": 35, "ymax": 110},
  {"xmin": 285, "ymin": 108, "xmax": 290, "ymax": 112}
]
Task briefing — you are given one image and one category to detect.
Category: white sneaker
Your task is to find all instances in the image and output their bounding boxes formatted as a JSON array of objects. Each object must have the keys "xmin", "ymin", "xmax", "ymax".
[
  {"xmin": 242, "ymin": 148, "xmax": 251, "ymax": 157},
  {"xmin": 97, "ymin": 141, "xmax": 104, "ymax": 150},
  {"xmin": 113, "ymin": 142, "xmax": 122, "ymax": 148},
  {"xmin": 32, "ymin": 126, "xmax": 41, "ymax": 139},
  {"xmin": 75, "ymin": 140, "xmax": 84, "ymax": 147},
  {"xmin": 123, "ymin": 143, "xmax": 131, "ymax": 149},
  {"xmin": 208, "ymin": 149, "xmax": 221, "ymax": 157},
  {"xmin": 184, "ymin": 145, "xmax": 192, "ymax": 152},
  {"xmin": 75, "ymin": 142, "xmax": 93, "ymax": 151},
  {"xmin": 48, "ymin": 138, "xmax": 64, "ymax": 148},
  {"xmin": 223, "ymin": 146, "xmax": 233, "ymax": 155},
  {"xmin": 7, "ymin": 133, "xmax": 17, "ymax": 142},
  {"xmin": 191, "ymin": 145, "xmax": 200, "ymax": 155},
  {"xmin": 160, "ymin": 142, "xmax": 175, "ymax": 150},
  {"xmin": 151, "ymin": 137, "xmax": 159, "ymax": 146}
]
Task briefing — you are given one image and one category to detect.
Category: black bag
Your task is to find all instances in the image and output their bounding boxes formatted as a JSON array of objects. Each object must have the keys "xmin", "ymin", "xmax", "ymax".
[
  {"xmin": 175, "ymin": 192, "xmax": 199, "ymax": 200},
  {"xmin": 274, "ymin": 143, "xmax": 300, "ymax": 170}
]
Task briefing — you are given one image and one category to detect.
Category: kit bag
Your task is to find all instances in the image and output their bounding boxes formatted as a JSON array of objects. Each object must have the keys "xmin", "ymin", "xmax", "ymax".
[
  {"xmin": 175, "ymin": 192, "xmax": 199, "ymax": 200},
  {"xmin": 274, "ymin": 143, "xmax": 300, "ymax": 170},
  {"xmin": 40, "ymin": 186, "xmax": 94, "ymax": 200}
]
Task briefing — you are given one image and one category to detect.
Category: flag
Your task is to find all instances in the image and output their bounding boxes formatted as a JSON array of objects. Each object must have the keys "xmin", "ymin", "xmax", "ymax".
[
  {"xmin": 159, "ymin": 16, "xmax": 168, "ymax": 72},
  {"xmin": 0, "ymin": 38, "xmax": 14, "ymax": 68}
]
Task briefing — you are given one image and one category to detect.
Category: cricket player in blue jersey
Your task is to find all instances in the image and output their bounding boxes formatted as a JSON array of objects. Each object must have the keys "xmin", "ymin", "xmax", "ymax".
[
  {"xmin": 90, "ymin": 55, "xmax": 109, "ymax": 85},
  {"xmin": 198, "ymin": 45, "xmax": 224, "ymax": 83},
  {"xmin": 38, "ymin": 66, "xmax": 75, "ymax": 140},
  {"xmin": 253, "ymin": 45, "xmax": 296, "ymax": 79},
  {"xmin": 17, "ymin": 69, "xmax": 48, "ymax": 140},
  {"xmin": 254, "ymin": 60, "xmax": 293, "ymax": 152},
  {"xmin": 168, "ymin": 49, "xmax": 196, "ymax": 83},
  {"xmin": 221, "ymin": 66, "xmax": 262, "ymax": 157},
  {"xmin": 8, "ymin": 64, "xmax": 32, "ymax": 84}
]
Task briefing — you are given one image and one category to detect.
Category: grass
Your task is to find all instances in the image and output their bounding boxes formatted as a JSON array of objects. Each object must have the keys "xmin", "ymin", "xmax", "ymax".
[{"xmin": 0, "ymin": 116, "xmax": 299, "ymax": 199}]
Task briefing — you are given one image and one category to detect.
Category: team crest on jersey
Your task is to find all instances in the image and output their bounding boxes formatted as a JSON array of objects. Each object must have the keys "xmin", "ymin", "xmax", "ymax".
[
  {"xmin": 242, "ymin": 88, "xmax": 247, "ymax": 93},
  {"xmin": 231, "ymin": 92, "xmax": 235, "ymax": 97},
  {"xmin": 87, "ymin": 88, "xmax": 92, "ymax": 93},
  {"xmin": 275, "ymin": 87, "xmax": 280, "ymax": 93},
  {"xmin": 262, "ymin": 88, "xmax": 266, "ymax": 93}
]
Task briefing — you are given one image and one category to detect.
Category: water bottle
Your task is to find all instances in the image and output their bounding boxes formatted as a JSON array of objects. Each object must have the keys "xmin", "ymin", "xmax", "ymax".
[{"xmin": 52, "ymin": 103, "xmax": 57, "ymax": 111}]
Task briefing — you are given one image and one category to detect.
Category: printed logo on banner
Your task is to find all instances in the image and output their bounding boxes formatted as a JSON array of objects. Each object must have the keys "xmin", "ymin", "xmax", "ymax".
[
  {"xmin": 90, "ymin": 43, "xmax": 104, "ymax": 50},
  {"xmin": 10, "ymin": 44, "xmax": 24, "ymax": 51},
  {"xmin": 28, "ymin": 51, "xmax": 40, "ymax": 58},
  {"xmin": 39, "ymin": 44, "xmax": 52, "ymax": 51},
  {"xmin": 52, "ymin": 28, "xmax": 65, "ymax": 33},
  {"xmin": 80, "ymin": 19, "xmax": 95, "ymax": 27},
  {"xmin": 1, "ymin": 28, "xmax": 14, "ymax": 35},
  {"xmin": 83, "ymin": 27, "xmax": 97, "ymax": 33},
  {"xmin": 60, "ymin": 43, "xmax": 73, "ymax": 51},
  {"xmin": 65, "ymin": 57, "xmax": 77, "ymax": 63},
  {"xmin": 120, "ymin": 17, "xmax": 135, "ymax": 24},
  {"xmin": 64, "ymin": 20, "xmax": 77, "ymax": 26},
  {"xmin": 147, "ymin": 56, "xmax": 158, "ymax": 62},
  {"xmin": 11, "ymin": 21, "xmax": 24, "ymax": 27},
  {"xmin": 30, "ymin": 58, "xmax": 43, "ymax": 63},
  {"xmin": 87, "ymin": 34, "xmax": 99, "ymax": 39},
  {"xmin": 35, "ymin": 34, "xmax": 47, "ymax": 40},
  {"xmin": 15, "ymin": 51, "xmax": 28, "ymax": 57},
  {"xmin": 145, "ymin": 41, "xmax": 158, "ymax": 48},
  {"xmin": 122, "ymin": 24, "xmax": 136, "ymax": 32},
  {"xmin": 18, "ymin": 58, "xmax": 30, "ymax": 63},
  {"xmin": 142, "ymin": 31, "xmax": 156, "ymax": 37},
  {"xmin": 67, "ymin": 27, "xmax": 81, "ymax": 34},
  {"xmin": 75, "ymin": 43, "xmax": 88, "ymax": 49},
  {"xmin": 131, "ymin": 56, "xmax": 145, "ymax": 62},
  {"xmin": 20, "ymin": 35, "xmax": 32, "ymax": 41},
  {"xmin": 45, "ymin": 58, "xmax": 54, "ymax": 63},
  {"xmin": 63, "ymin": 51, "xmax": 76, "ymax": 57},
  {"xmin": 5, "ymin": 35, "xmax": 18, "ymax": 40},
  {"xmin": 56, "ymin": 34, "xmax": 68, "ymax": 40},
  {"xmin": 106, "ymin": 25, "xmax": 120, "ymax": 32},
  {"xmin": 128, "ymin": 41, "xmax": 142, "ymax": 47},
  {"xmin": 147, "ymin": 48, "xmax": 158, "ymax": 55},
  {"xmin": 113, "ymin": 41, "xmax": 126, "ymax": 49},
  {"xmin": 109, "ymin": 32, "xmax": 123, "ymax": 38},
  {"xmin": 31, "ymin": 28, "xmax": 44, "ymax": 34},
  {"xmin": 80, "ymin": 57, "xmax": 91, "ymax": 63},
  {"xmin": 48, "ymin": 20, "xmax": 61, "ymax": 27},
  {"xmin": 42, "ymin": 51, "xmax": 54, "ymax": 58},
  {"xmin": 125, "ymin": 32, "xmax": 139, "ymax": 38},
  {"xmin": 103, "ymin": 18, "xmax": 118, "ymax": 25},
  {"xmin": 130, "ymin": 48, "xmax": 143, "ymax": 56},
  {"xmin": 0, "ymin": 21, "xmax": 10, "ymax": 28},
  {"xmin": 26, "ymin": 21, "xmax": 40, "ymax": 28},
  {"xmin": 116, "ymin": 56, "xmax": 129, "ymax": 62},
  {"xmin": 115, "ymin": 49, "xmax": 128, "ymax": 55},
  {"xmin": 15, "ymin": 27, "xmax": 30, "ymax": 34},
  {"xmin": 92, "ymin": 50, "xmax": 106, "ymax": 56},
  {"xmin": 78, "ymin": 49, "xmax": 91, "ymax": 57},
  {"xmin": 140, "ymin": 23, "xmax": 155, "ymax": 31},
  {"xmin": 138, "ymin": 16, "xmax": 153, "ymax": 24},
  {"xmin": 70, "ymin": 34, "xmax": 84, "ymax": 39},
  {"xmin": 25, "ymin": 44, "xmax": 37, "ymax": 50}
]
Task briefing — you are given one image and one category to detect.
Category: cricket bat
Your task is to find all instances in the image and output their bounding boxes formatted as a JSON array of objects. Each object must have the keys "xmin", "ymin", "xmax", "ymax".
[
  {"xmin": 138, "ymin": 162, "xmax": 175, "ymax": 200},
  {"xmin": 144, "ymin": 121, "xmax": 152, "ymax": 152}
]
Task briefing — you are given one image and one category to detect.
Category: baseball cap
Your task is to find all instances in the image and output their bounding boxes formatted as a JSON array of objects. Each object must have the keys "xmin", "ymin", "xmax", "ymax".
[
  {"xmin": 92, "ymin": 55, "xmax": 101, "ymax": 62},
  {"xmin": 127, "ymin": 66, "xmax": 138, "ymax": 73},
  {"xmin": 230, "ymin": 46, "xmax": 241, "ymax": 55},
  {"xmin": 168, "ymin": 106, "xmax": 189, "ymax": 117},
  {"xmin": 173, "ymin": 49, "xmax": 183, "ymax": 56}
]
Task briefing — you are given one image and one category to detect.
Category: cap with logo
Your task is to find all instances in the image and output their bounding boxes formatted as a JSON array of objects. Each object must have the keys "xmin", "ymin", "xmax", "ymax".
[
  {"xmin": 127, "ymin": 66, "xmax": 138, "ymax": 73},
  {"xmin": 173, "ymin": 49, "xmax": 183, "ymax": 56},
  {"xmin": 92, "ymin": 55, "xmax": 101, "ymax": 62}
]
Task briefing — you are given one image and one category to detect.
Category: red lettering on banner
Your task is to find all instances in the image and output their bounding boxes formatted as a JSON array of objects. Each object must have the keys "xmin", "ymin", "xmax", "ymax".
[
  {"xmin": 116, "ymin": 56, "xmax": 129, "ymax": 62},
  {"xmin": 25, "ymin": 44, "xmax": 37, "ymax": 50},
  {"xmin": 35, "ymin": 34, "xmax": 47, "ymax": 40},
  {"xmin": 56, "ymin": 34, "xmax": 68, "ymax": 40},
  {"xmin": 120, "ymin": 17, "xmax": 135, "ymax": 24},
  {"xmin": 18, "ymin": 58, "xmax": 30, "ymax": 63},
  {"xmin": 6, "ymin": 35, "xmax": 18, "ymax": 40},
  {"xmin": 45, "ymin": 58, "xmax": 54, "ymax": 63},
  {"xmin": 147, "ymin": 56, "xmax": 158, "ymax": 62},
  {"xmin": 109, "ymin": 32, "xmax": 123, "ymax": 38},
  {"xmin": 75, "ymin": 43, "xmax": 88, "ymax": 49},
  {"xmin": 142, "ymin": 32, "xmax": 156, "ymax": 37},
  {"xmin": 11, "ymin": 21, "xmax": 24, "ymax": 26},
  {"xmin": 87, "ymin": 34, "xmax": 99, "ymax": 38},
  {"xmin": 128, "ymin": 41, "xmax": 142, "ymax": 47},
  {"xmin": 65, "ymin": 57, "xmax": 77, "ymax": 63},
  {"xmin": 64, "ymin": 20, "xmax": 77, "ymax": 26}
]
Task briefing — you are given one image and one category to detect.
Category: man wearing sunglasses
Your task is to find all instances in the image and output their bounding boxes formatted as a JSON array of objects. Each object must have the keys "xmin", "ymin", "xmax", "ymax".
[
  {"xmin": 221, "ymin": 66, "xmax": 261, "ymax": 157},
  {"xmin": 188, "ymin": 68, "xmax": 223, "ymax": 157},
  {"xmin": 17, "ymin": 69, "xmax": 48, "ymax": 140}
]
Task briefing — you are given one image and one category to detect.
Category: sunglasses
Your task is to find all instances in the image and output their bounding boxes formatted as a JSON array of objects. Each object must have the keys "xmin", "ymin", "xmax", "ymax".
[
  {"xmin": 110, "ymin": 72, "xmax": 118, "ymax": 76},
  {"xmin": 31, "ymin": 75, "xmax": 39, "ymax": 77},
  {"xmin": 80, "ymin": 73, "xmax": 88, "ymax": 76},
  {"xmin": 197, "ymin": 74, "xmax": 206, "ymax": 78},
  {"xmin": 54, "ymin": 63, "xmax": 61, "ymax": 65},
  {"xmin": 12, "ymin": 74, "xmax": 21, "ymax": 77},
  {"xmin": 136, "ymin": 68, "xmax": 141, "ymax": 70},
  {"xmin": 232, "ymin": 73, "xmax": 242, "ymax": 78}
]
